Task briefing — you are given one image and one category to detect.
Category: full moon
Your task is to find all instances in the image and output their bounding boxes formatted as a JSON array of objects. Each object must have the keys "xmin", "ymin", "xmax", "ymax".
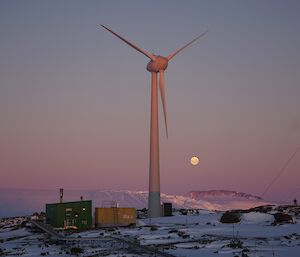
[{"xmin": 190, "ymin": 156, "xmax": 200, "ymax": 165}]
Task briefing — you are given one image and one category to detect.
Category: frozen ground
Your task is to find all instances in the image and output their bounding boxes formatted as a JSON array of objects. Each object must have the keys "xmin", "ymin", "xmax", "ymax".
[{"xmin": 0, "ymin": 206, "xmax": 299, "ymax": 257}]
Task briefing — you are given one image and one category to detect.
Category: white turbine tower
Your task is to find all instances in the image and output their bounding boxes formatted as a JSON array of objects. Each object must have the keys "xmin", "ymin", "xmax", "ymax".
[{"xmin": 100, "ymin": 25, "xmax": 207, "ymax": 218}]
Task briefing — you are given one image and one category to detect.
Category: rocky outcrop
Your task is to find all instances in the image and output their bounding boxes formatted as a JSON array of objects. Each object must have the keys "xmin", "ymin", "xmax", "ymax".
[
  {"xmin": 272, "ymin": 212, "xmax": 293, "ymax": 225},
  {"xmin": 220, "ymin": 211, "xmax": 241, "ymax": 223}
]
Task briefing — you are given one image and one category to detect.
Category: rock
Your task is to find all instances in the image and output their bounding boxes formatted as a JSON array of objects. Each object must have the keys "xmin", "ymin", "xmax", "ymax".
[
  {"xmin": 180, "ymin": 209, "xmax": 188, "ymax": 215},
  {"xmin": 227, "ymin": 238, "xmax": 243, "ymax": 249},
  {"xmin": 220, "ymin": 211, "xmax": 241, "ymax": 223},
  {"xmin": 70, "ymin": 247, "xmax": 83, "ymax": 255},
  {"xmin": 273, "ymin": 212, "xmax": 293, "ymax": 224},
  {"xmin": 248, "ymin": 205, "xmax": 274, "ymax": 213}
]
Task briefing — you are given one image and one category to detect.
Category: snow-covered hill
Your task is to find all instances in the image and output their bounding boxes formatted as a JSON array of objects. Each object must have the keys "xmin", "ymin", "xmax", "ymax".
[
  {"xmin": 189, "ymin": 190, "xmax": 262, "ymax": 201},
  {"xmin": 86, "ymin": 190, "xmax": 270, "ymax": 211},
  {"xmin": 0, "ymin": 189, "xmax": 271, "ymax": 217},
  {"xmin": 187, "ymin": 190, "xmax": 269, "ymax": 211}
]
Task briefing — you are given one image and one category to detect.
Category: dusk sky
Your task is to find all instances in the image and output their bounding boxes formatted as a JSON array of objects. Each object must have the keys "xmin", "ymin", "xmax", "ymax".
[{"xmin": 1, "ymin": 0, "xmax": 299, "ymax": 202}]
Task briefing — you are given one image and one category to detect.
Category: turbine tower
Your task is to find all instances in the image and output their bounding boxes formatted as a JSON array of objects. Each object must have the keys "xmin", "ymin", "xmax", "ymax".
[{"xmin": 100, "ymin": 25, "xmax": 207, "ymax": 217}]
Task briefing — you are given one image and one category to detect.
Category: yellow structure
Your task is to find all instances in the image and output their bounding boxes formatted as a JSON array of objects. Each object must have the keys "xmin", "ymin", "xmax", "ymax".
[{"xmin": 95, "ymin": 207, "xmax": 136, "ymax": 227}]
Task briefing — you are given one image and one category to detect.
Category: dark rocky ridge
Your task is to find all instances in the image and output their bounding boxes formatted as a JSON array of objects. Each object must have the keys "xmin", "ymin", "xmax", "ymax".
[{"xmin": 189, "ymin": 190, "xmax": 263, "ymax": 201}]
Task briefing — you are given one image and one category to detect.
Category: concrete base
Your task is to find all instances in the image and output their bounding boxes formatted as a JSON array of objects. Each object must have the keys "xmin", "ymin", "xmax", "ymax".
[{"xmin": 148, "ymin": 191, "xmax": 161, "ymax": 218}]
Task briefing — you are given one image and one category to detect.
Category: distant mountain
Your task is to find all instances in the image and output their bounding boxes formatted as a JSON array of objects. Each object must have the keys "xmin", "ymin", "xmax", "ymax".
[
  {"xmin": 189, "ymin": 190, "xmax": 263, "ymax": 201},
  {"xmin": 0, "ymin": 189, "xmax": 271, "ymax": 218},
  {"xmin": 186, "ymin": 190, "xmax": 269, "ymax": 211}
]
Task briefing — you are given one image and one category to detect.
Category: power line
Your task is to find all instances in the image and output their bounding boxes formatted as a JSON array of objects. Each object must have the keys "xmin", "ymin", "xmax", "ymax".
[
  {"xmin": 261, "ymin": 144, "xmax": 300, "ymax": 198},
  {"xmin": 283, "ymin": 186, "xmax": 300, "ymax": 203}
]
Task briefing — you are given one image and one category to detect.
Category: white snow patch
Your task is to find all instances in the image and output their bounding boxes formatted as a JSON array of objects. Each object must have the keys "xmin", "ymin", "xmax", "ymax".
[{"xmin": 242, "ymin": 212, "xmax": 275, "ymax": 224}]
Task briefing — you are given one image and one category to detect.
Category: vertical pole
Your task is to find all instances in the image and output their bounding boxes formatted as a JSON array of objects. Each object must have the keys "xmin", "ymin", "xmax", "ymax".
[
  {"xmin": 59, "ymin": 188, "xmax": 63, "ymax": 203},
  {"xmin": 148, "ymin": 72, "xmax": 161, "ymax": 218}
]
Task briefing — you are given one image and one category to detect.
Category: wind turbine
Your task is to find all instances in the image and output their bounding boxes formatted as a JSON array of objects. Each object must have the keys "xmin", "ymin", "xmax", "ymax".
[{"xmin": 100, "ymin": 24, "xmax": 208, "ymax": 217}]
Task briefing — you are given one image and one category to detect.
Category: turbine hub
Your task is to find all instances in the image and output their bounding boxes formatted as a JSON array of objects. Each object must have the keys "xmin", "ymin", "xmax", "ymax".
[{"xmin": 146, "ymin": 56, "xmax": 168, "ymax": 73}]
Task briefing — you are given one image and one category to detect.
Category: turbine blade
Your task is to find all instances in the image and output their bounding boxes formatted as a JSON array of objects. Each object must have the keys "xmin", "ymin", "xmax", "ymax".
[
  {"xmin": 99, "ymin": 24, "xmax": 155, "ymax": 61},
  {"xmin": 159, "ymin": 71, "xmax": 168, "ymax": 138},
  {"xmin": 167, "ymin": 30, "xmax": 209, "ymax": 61}
]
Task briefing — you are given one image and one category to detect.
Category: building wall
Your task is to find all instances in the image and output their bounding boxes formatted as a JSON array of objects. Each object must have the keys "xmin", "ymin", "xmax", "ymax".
[
  {"xmin": 95, "ymin": 207, "xmax": 136, "ymax": 227},
  {"xmin": 162, "ymin": 203, "xmax": 173, "ymax": 216},
  {"xmin": 46, "ymin": 200, "xmax": 92, "ymax": 230}
]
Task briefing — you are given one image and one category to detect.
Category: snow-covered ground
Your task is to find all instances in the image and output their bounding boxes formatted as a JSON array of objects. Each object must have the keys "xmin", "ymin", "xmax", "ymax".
[{"xmin": 1, "ymin": 206, "xmax": 299, "ymax": 257}]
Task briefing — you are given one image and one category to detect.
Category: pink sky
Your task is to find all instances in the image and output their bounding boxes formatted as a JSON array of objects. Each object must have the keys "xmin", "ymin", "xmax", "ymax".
[{"xmin": 0, "ymin": 1, "xmax": 299, "ymax": 202}]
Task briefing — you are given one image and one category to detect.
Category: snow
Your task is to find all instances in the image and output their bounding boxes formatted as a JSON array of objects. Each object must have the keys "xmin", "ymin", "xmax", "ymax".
[
  {"xmin": 242, "ymin": 212, "xmax": 274, "ymax": 224},
  {"xmin": 189, "ymin": 190, "xmax": 263, "ymax": 201},
  {"xmin": 0, "ymin": 227, "xmax": 31, "ymax": 240},
  {"xmin": 1, "ymin": 205, "xmax": 300, "ymax": 257},
  {"xmin": 116, "ymin": 210, "xmax": 300, "ymax": 256},
  {"xmin": 0, "ymin": 189, "xmax": 273, "ymax": 218}
]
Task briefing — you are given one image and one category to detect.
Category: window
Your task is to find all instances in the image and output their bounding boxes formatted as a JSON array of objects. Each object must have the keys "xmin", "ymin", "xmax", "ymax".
[{"xmin": 65, "ymin": 208, "xmax": 72, "ymax": 216}]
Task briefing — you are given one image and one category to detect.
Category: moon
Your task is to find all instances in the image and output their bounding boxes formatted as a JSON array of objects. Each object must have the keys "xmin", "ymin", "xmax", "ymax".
[{"xmin": 190, "ymin": 156, "xmax": 200, "ymax": 166}]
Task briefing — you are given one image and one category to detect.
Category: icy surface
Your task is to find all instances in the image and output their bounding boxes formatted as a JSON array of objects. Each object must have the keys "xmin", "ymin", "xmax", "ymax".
[{"xmin": 1, "ymin": 206, "xmax": 299, "ymax": 257}]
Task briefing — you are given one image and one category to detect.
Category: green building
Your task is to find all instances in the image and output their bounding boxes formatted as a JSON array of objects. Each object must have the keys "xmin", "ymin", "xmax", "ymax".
[{"xmin": 46, "ymin": 200, "xmax": 92, "ymax": 230}]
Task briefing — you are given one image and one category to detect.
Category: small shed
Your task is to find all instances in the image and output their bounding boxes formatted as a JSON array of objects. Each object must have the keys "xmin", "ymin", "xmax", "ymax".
[
  {"xmin": 162, "ymin": 202, "xmax": 173, "ymax": 216},
  {"xmin": 46, "ymin": 200, "xmax": 92, "ymax": 230},
  {"xmin": 95, "ymin": 207, "xmax": 136, "ymax": 227}
]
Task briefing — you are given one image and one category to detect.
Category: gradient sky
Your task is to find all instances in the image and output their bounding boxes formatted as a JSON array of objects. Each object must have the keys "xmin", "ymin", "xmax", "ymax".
[{"xmin": 1, "ymin": 0, "xmax": 299, "ymax": 202}]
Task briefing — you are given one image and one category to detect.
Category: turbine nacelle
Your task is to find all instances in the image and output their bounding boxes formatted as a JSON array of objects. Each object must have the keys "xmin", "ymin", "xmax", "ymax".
[{"xmin": 146, "ymin": 56, "xmax": 168, "ymax": 73}]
